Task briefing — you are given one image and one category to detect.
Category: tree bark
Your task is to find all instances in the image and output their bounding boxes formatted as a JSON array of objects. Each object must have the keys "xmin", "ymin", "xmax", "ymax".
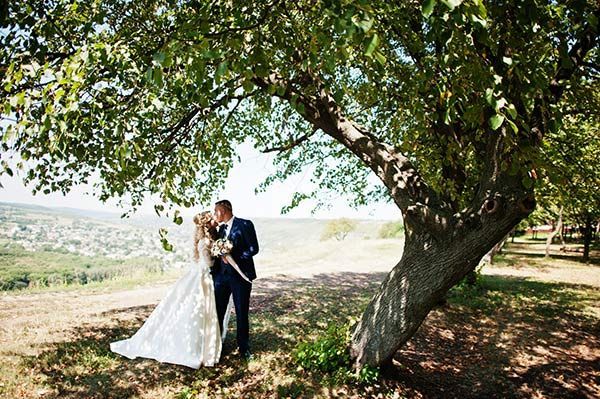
[
  {"xmin": 545, "ymin": 206, "xmax": 563, "ymax": 258},
  {"xmin": 559, "ymin": 222, "xmax": 566, "ymax": 249},
  {"xmin": 350, "ymin": 192, "xmax": 531, "ymax": 368},
  {"xmin": 583, "ymin": 212, "xmax": 592, "ymax": 263}
]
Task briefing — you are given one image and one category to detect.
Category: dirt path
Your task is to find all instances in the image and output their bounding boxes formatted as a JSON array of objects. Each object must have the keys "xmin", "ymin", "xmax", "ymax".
[{"xmin": 0, "ymin": 248, "xmax": 398, "ymax": 362}]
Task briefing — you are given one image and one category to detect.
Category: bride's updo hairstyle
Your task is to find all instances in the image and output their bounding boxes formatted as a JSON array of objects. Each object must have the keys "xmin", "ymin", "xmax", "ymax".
[{"xmin": 193, "ymin": 211, "xmax": 216, "ymax": 262}]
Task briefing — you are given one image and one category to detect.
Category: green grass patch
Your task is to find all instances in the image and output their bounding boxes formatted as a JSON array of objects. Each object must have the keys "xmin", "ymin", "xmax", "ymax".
[
  {"xmin": 0, "ymin": 241, "xmax": 163, "ymax": 291},
  {"xmin": 449, "ymin": 273, "xmax": 600, "ymax": 321}
]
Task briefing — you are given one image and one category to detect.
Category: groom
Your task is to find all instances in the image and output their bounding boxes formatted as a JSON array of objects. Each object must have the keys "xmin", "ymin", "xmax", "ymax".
[{"xmin": 212, "ymin": 199, "xmax": 259, "ymax": 360}]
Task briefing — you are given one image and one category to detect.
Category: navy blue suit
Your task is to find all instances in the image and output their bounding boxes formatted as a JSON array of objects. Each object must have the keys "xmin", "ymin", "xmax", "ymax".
[{"xmin": 212, "ymin": 217, "xmax": 258, "ymax": 354}]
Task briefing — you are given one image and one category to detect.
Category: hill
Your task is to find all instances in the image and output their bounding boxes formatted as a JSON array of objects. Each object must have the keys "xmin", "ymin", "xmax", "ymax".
[{"xmin": 0, "ymin": 202, "xmax": 404, "ymax": 290}]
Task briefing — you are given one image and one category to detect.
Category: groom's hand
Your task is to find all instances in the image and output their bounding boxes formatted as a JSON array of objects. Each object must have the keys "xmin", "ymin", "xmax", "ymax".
[{"xmin": 221, "ymin": 256, "xmax": 229, "ymax": 265}]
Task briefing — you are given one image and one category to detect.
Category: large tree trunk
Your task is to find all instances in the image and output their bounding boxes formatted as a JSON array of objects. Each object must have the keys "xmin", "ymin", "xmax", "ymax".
[
  {"xmin": 350, "ymin": 192, "xmax": 532, "ymax": 368},
  {"xmin": 583, "ymin": 212, "xmax": 592, "ymax": 263},
  {"xmin": 464, "ymin": 232, "xmax": 509, "ymax": 285},
  {"xmin": 545, "ymin": 206, "xmax": 563, "ymax": 258}
]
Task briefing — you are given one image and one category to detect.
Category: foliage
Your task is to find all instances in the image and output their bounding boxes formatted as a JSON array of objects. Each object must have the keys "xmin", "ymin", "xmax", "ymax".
[
  {"xmin": 0, "ymin": 0, "xmax": 597, "ymax": 217},
  {"xmin": 450, "ymin": 263, "xmax": 485, "ymax": 298},
  {"xmin": 294, "ymin": 323, "xmax": 351, "ymax": 373},
  {"xmin": 378, "ymin": 220, "xmax": 404, "ymax": 239},
  {"xmin": 320, "ymin": 218, "xmax": 357, "ymax": 241},
  {"xmin": 538, "ymin": 109, "xmax": 600, "ymax": 227},
  {"xmin": 293, "ymin": 321, "xmax": 379, "ymax": 385}
]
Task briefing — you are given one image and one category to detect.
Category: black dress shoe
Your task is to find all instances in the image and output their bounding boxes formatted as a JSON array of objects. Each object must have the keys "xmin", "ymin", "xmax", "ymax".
[{"xmin": 240, "ymin": 350, "xmax": 253, "ymax": 361}]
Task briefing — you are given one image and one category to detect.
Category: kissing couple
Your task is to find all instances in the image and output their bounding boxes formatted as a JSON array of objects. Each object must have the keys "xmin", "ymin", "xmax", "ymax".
[{"xmin": 110, "ymin": 199, "xmax": 259, "ymax": 367}]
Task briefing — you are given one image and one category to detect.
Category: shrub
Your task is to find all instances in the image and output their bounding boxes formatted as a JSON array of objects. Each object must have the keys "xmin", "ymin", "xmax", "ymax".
[
  {"xmin": 293, "ymin": 321, "xmax": 379, "ymax": 385},
  {"xmin": 378, "ymin": 221, "xmax": 404, "ymax": 239},
  {"xmin": 320, "ymin": 218, "xmax": 357, "ymax": 241}
]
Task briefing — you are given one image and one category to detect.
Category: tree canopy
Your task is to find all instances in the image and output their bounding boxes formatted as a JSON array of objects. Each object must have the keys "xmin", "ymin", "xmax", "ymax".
[
  {"xmin": 1, "ymin": 0, "xmax": 598, "ymax": 367},
  {"xmin": 2, "ymin": 0, "xmax": 597, "ymax": 219}
]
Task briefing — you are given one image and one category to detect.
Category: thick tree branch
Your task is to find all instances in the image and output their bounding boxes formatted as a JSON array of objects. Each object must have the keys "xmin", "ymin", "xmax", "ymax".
[{"xmin": 253, "ymin": 72, "xmax": 453, "ymax": 236}]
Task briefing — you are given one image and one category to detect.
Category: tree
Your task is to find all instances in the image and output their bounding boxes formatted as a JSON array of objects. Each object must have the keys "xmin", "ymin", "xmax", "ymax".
[
  {"xmin": 533, "ymin": 83, "xmax": 600, "ymax": 261},
  {"xmin": 1, "ymin": 1, "xmax": 598, "ymax": 368},
  {"xmin": 544, "ymin": 205, "xmax": 563, "ymax": 257},
  {"xmin": 378, "ymin": 220, "xmax": 404, "ymax": 239},
  {"xmin": 321, "ymin": 218, "xmax": 357, "ymax": 241}
]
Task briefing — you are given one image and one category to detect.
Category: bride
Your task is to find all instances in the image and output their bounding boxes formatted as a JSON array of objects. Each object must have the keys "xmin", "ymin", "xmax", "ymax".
[{"xmin": 110, "ymin": 211, "xmax": 229, "ymax": 368}]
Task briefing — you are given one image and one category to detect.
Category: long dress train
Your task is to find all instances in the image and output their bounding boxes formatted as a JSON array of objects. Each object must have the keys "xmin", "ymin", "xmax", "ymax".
[{"xmin": 110, "ymin": 242, "xmax": 227, "ymax": 368}]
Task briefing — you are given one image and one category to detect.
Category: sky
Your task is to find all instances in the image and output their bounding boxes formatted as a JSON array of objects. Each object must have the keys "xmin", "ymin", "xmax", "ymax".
[{"xmin": 0, "ymin": 142, "xmax": 402, "ymax": 221}]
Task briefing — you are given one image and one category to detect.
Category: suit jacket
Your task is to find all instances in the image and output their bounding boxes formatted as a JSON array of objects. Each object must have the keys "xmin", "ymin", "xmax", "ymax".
[{"xmin": 214, "ymin": 217, "xmax": 259, "ymax": 281}]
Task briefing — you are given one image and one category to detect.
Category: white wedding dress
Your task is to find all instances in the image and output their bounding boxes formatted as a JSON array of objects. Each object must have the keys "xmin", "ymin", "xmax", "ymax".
[{"xmin": 110, "ymin": 241, "xmax": 230, "ymax": 368}]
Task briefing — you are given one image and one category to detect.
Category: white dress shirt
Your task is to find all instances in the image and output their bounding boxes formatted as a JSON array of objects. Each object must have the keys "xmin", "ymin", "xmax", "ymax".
[{"xmin": 222, "ymin": 215, "xmax": 235, "ymax": 238}]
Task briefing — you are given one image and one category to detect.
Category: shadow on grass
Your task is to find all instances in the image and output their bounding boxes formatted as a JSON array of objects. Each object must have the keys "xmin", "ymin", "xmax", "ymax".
[
  {"xmin": 23, "ymin": 272, "xmax": 385, "ymax": 398},
  {"xmin": 388, "ymin": 274, "xmax": 600, "ymax": 399},
  {"xmin": 501, "ymin": 242, "xmax": 600, "ymax": 266},
  {"xmin": 502, "ymin": 250, "xmax": 600, "ymax": 266},
  {"xmin": 21, "ymin": 272, "xmax": 599, "ymax": 399}
]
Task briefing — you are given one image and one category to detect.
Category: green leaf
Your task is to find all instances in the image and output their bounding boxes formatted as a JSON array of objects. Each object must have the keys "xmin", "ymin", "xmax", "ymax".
[
  {"xmin": 365, "ymin": 33, "xmax": 379, "ymax": 57},
  {"xmin": 441, "ymin": 0, "xmax": 462, "ymax": 11},
  {"xmin": 10, "ymin": 92, "xmax": 25, "ymax": 107},
  {"xmin": 495, "ymin": 97, "xmax": 506, "ymax": 112},
  {"xmin": 153, "ymin": 67, "xmax": 163, "ymax": 87},
  {"xmin": 587, "ymin": 13, "xmax": 598, "ymax": 30},
  {"xmin": 353, "ymin": 15, "xmax": 373, "ymax": 32},
  {"xmin": 173, "ymin": 210, "xmax": 183, "ymax": 225},
  {"xmin": 161, "ymin": 239, "xmax": 173, "ymax": 251},
  {"xmin": 507, "ymin": 119, "xmax": 518, "ymax": 133},
  {"xmin": 485, "ymin": 88, "xmax": 494, "ymax": 106},
  {"xmin": 422, "ymin": 0, "xmax": 436, "ymax": 18},
  {"xmin": 153, "ymin": 51, "xmax": 166, "ymax": 65},
  {"xmin": 506, "ymin": 104, "xmax": 517, "ymax": 119},
  {"xmin": 489, "ymin": 114, "xmax": 504, "ymax": 130},
  {"xmin": 215, "ymin": 61, "xmax": 228, "ymax": 82},
  {"xmin": 242, "ymin": 79, "xmax": 254, "ymax": 93},
  {"xmin": 470, "ymin": 14, "xmax": 487, "ymax": 28},
  {"xmin": 145, "ymin": 67, "xmax": 153, "ymax": 83},
  {"xmin": 474, "ymin": 0, "xmax": 488, "ymax": 18},
  {"xmin": 373, "ymin": 51, "xmax": 387, "ymax": 65}
]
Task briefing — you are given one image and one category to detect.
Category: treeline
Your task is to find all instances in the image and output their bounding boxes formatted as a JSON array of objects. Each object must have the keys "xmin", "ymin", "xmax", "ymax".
[{"xmin": 0, "ymin": 242, "xmax": 162, "ymax": 291}]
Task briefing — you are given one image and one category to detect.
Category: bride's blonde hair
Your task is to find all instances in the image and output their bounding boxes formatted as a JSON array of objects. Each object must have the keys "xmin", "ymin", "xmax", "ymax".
[{"xmin": 193, "ymin": 211, "xmax": 215, "ymax": 262}]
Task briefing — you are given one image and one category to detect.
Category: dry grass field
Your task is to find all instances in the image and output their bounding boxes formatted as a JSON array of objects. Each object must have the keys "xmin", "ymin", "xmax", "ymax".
[{"xmin": 1, "ymin": 225, "xmax": 598, "ymax": 398}]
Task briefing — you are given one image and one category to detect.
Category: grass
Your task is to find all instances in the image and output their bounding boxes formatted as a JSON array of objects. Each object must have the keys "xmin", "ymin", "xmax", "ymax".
[
  {"xmin": 11, "ymin": 274, "xmax": 383, "ymax": 399},
  {"xmin": 449, "ymin": 275, "xmax": 600, "ymax": 319},
  {"xmin": 1, "ymin": 240, "xmax": 599, "ymax": 398}
]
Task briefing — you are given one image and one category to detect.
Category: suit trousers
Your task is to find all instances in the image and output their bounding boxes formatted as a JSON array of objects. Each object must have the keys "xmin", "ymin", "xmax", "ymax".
[{"xmin": 213, "ymin": 266, "xmax": 252, "ymax": 353}]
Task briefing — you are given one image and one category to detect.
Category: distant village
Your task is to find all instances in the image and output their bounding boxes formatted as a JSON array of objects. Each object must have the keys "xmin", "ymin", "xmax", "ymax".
[{"xmin": 0, "ymin": 205, "xmax": 193, "ymax": 270}]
